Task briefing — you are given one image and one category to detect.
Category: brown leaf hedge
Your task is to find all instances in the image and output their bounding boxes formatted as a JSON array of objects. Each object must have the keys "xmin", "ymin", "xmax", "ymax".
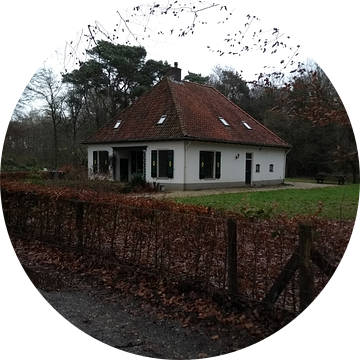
[{"xmin": 1, "ymin": 180, "xmax": 354, "ymax": 312}]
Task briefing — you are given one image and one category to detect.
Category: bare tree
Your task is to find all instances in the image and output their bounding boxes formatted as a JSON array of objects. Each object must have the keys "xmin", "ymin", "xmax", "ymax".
[
  {"xmin": 59, "ymin": 2, "xmax": 299, "ymax": 80},
  {"xmin": 25, "ymin": 67, "xmax": 65, "ymax": 168}
]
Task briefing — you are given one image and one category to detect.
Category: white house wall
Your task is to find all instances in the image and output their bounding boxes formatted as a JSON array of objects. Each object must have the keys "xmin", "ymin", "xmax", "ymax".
[
  {"xmin": 87, "ymin": 144, "xmax": 115, "ymax": 180},
  {"xmin": 252, "ymin": 147, "xmax": 287, "ymax": 185},
  {"xmin": 87, "ymin": 141, "xmax": 186, "ymax": 186},
  {"xmin": 183, "ymin": 142, "xmax": 286, "ymax": 190},
  {"xmin": 87, "ymin": 141, "xmax": 287, "ymax": 190}
]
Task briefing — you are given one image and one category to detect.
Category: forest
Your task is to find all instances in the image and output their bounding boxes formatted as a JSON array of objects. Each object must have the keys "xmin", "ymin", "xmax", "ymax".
[{"xmin": 1, "ymin": 3, "xmax": 358, "ymax": 183}]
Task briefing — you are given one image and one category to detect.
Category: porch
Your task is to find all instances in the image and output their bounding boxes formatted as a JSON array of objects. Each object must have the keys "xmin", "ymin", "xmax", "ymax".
[{"xmin": 112, "ymin": 146, "xmax": 147, "ymax": 182}]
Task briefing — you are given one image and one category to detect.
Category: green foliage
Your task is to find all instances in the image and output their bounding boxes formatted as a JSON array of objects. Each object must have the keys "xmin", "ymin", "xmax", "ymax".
[
  {"xmin": 129, "ymin": 171, "xmax": 146, "ymax": 188},
  {"xmin": 62, "ymin": 41, "xmax": 169, "ymax": 118},
  {"xmin": 184, "ymin": 71, "xmax": 210, "ymax": 84},
  {"xmin": 209, "ymin": 66, "xmax": 252, "ymax": 113},
  {"xmin": 1, "ymin": 156, "xmax": 41, "ymax": 172},
  {"xmin": 1, "ymin": 157, "xmax": 24, "ymax": 172},
  {"xmin": 24, "ymin": 171, "xmax": 44, "ymax": 184}
]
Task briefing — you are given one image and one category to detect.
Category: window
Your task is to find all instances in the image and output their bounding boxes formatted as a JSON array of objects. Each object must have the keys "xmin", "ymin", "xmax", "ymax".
[
  {"xmin": 242, "ymin": 121, "xmax": 252, "ymax": 130},
  {"xmin": 199, "ymin": 151, "xmax": 221, "ymax": 179},
  {"xmin": 256, "ymin": 164, "xmax": 260, "ymax": 172},
  {"xmin": 218, "ymin": 116, "xmax": 230, "ymax": 126},
  {"xmin": 151, "ymin": 150, "xmax": 174, "ymax": 178},
  {"xmin": 131, "ymin": 150, "xmax": 144, "ymax": 174},
  {"xmin": 158, "ymin": 150, "xmax": 169, "ymax": 177},
  {"xmin": 157, "ymin": 115, "xmax": 167, "ymax": 124},
  {"xmin": 269, "ymin": 164, "xmax": 274, "ymax": 172},
  {"xmin": 93, "ymin": 151, "xmax": 109, "ymax": 173},
  {"xmin": 114, "ymin": 120, "xmax": 122, "ymax": 129}
]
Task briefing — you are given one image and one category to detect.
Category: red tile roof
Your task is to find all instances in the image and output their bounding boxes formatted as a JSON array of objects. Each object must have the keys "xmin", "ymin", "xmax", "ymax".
[{"xmin": 83, "ymin": 77, "xmax": 290, "ymax": 148}]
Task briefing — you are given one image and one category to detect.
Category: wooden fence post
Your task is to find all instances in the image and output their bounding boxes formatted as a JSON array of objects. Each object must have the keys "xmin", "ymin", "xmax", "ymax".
[
  {"xmin": 263, "ymin": 250, "xmax": 299, "ymax": 306},
  {"xmin": 227, "ymin": 217, "xmax": 238, "ymax": 296},
  {"xmin": 298, "ymin": 221, "xmax": 315, "ymax": 312}
]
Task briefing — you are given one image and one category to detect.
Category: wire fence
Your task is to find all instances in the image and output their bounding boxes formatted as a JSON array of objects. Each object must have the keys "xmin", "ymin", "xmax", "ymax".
[{"xmin": 2, "ymin": 188, "xmax": 350, "ymax": 313}]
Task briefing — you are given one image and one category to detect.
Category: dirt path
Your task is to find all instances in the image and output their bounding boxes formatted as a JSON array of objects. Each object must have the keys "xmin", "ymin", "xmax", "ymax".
[
  {"xmin": 24, "ymin": 263, "xmax": 259, "ymax": 359},
  {"xmin": 39, "ymin": 289, "xmax": 232, "ymax": 359}
]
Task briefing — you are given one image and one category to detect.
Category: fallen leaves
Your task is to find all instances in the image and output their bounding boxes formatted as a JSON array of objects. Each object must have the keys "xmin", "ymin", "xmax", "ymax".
[
  {"xmin": 244, "ymin": 322, "xmax": 253, "ymax": 329},
  {"xmin": 13, "ymin": 235, "xmax": 296, "ymax": 349},
  {"xmin": 197, "ymin": 353, "xmax": 207, "ymax": 358}
]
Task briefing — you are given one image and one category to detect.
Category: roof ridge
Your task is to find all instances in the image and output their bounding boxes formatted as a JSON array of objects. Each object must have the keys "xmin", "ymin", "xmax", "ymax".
[{"xmin": 165, "ymin": 77, "xmax": 188, "ymax": 137}]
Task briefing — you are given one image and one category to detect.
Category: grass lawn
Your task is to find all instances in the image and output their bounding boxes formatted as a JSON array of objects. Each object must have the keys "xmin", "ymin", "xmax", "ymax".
[
  {"xmin": 175, "ymin": 184, "xmax": 359, "ymax": 220},
  {"xmin": 285, "ymin": 177, "xmax": 315, "ymax": 183}
]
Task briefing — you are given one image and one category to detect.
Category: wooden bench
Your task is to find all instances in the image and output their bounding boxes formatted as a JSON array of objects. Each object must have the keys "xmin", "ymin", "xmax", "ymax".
[{"xmin": 315, "ymin": 172, "xmax": 346, "ymax": 185}]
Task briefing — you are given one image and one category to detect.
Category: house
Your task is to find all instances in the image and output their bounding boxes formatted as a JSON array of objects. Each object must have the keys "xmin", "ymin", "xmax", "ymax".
[{"xmin": 83, "ymin": 64, "xmax": 291, "ymax": 190}]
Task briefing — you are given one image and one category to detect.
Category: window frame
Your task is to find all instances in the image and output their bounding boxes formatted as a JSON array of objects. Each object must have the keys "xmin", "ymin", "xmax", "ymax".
[
  {"xmin": 158, "ymin": 150, "xmax": 170, "ymax": 178},
  {"xmin": 242, "ymin": 121, "xmax": 252, "ymax": 130},
  {"xmin": 199, "ymin": 151, "xmax": 221, "ymax": 179},
  {"xmin": 114, "ymin": 120, "xmax": 122, "ymax": 129},
  {"xmin": 157, "ymin": 115, "xmax": 167, "ymax": 125},
  {"xmin": 151, "ymin": 149, "xmax": 174, "ymax": 179},
  {"xmin": 93, "ymin": 150, "xmax": 109, "ymax": 174},
  {"xmin": 218, "ymin": 116, "xmax": 230, "ymax": 126}
]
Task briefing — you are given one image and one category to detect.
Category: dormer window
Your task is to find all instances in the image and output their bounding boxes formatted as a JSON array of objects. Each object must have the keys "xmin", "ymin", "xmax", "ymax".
[
  {"xmin": 242, "ymin": 121, "xmax": 252, "ymax": 130},
  {"xmin": 218, "ymin": 116, "xmax": 230, "ymax": 126},
  {"xmin": 114, "ymin": 120, "xmax": 122, "ymax": 129},
  {"xmin": 157, "ymin": 115, "xmax": 167, "ymax": 124}
]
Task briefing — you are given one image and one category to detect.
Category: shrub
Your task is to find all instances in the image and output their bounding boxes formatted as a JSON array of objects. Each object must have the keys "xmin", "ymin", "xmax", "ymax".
[{"xmin": 129, "ymin": 171, "xmax": 146, "ymax": 188}]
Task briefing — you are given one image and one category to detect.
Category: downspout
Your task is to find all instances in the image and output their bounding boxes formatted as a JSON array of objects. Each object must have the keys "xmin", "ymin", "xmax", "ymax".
[
  {"xmin": 283, "ymin": 148, "xmax": 291, "ymax": 182},
  {"xmin": 184, "ymin": 141, "xmax": 192, "ymax": 191}
]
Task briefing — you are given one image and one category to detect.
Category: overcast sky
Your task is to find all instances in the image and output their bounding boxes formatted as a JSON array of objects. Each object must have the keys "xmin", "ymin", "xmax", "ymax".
[{"xmin": 39, "ymin": 0, "xmax": 311, "ymax": 81}]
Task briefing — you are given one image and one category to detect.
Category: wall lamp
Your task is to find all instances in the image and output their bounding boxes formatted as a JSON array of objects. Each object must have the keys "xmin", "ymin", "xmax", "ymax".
[{"xmin": 235, "ymin": 154, "xmax": 240, "ymax": 159}]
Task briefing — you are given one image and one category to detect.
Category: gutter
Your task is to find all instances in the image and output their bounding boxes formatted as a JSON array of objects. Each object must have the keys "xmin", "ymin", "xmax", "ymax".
[
  {"xmin": 82, "ymin": 137, "xmax": 291, "ymax": 149},
  {"xmin": 283, "ymin": 148, "xmax": 292, "ymax": 181},
  {"xmin": 184, "ymin": 141, "xmax": 192, "ymax": 189}
]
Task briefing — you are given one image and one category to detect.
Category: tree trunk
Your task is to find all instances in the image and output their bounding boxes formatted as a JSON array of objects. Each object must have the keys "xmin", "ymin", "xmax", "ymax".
[
  {"xmin": 349, "ymin": 159, "xmax": 359, "ymax": 184},
  {"xmin": 53, "ymin": 125, "xmax": 59, "ymax": 169}
]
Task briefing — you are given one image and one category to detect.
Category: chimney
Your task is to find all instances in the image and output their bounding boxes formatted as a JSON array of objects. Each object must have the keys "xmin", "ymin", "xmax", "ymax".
[{"xmin": 167, "ymin": 62, "xmax": 182, "ymax": 82}]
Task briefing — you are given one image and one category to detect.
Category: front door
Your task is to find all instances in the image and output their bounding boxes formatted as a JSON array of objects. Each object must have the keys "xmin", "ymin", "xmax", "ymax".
[
  {"xmin": 120, "ymin": 159, "xmax": 129, "ymax": 182},
  {"xmin": 245, "ymin": 153, "xmax": 252, "ymax": 185}
]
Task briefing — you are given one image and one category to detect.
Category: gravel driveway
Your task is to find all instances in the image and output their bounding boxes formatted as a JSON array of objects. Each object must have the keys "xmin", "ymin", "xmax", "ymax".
[{"xmin": 147, "ymin": 181, "xmax": 337, "ymax": 199}]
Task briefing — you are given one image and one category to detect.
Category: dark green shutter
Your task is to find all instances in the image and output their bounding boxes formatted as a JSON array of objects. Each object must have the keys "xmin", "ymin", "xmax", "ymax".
[
  {"xmin": 215, "ymin": 152, "xmax": 221, "ymax": 179},
  {"xmin": 199, "ymin": 151, "xmax": 206, "ymax": 179},
  {"xmin": 93, "ymin": 151, "xmax": 98, "ymax": 173},
  {"xmin": 151, "ymin": 150, "xmax": 157, "ymax": 178},
  {"xmin": 167, "ymin": 150, "xmax": 174, "ymax": 178}
]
